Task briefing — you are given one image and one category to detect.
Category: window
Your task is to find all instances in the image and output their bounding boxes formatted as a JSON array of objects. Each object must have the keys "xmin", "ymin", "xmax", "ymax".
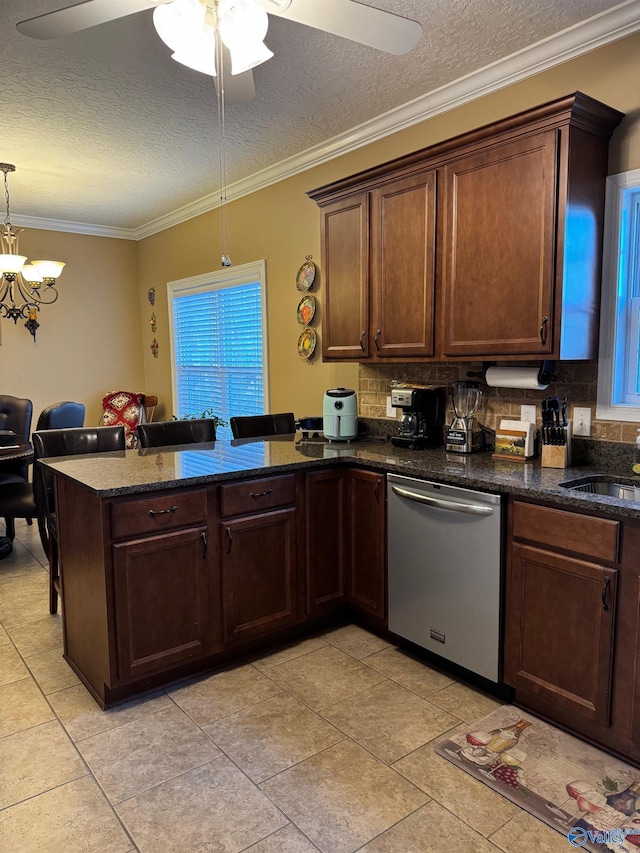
[
  {"xmin": 168, "ymin": 260, "xmax": 269, "ymax": 440},
  {"xmin": 597, "ymin": 169, "xmax": 640, "ymax": 421}
]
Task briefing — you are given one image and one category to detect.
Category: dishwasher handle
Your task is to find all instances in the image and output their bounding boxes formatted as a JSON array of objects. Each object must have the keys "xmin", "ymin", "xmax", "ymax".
[{"xmin": 390, "ymin": 484, "xmax": 495, "ymax": 517}]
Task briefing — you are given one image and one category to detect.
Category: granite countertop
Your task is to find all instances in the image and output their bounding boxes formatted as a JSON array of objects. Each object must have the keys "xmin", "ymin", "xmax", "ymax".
[{"xmin": 41, "ymin": 434, "xmax": 640, "ymax": 519}]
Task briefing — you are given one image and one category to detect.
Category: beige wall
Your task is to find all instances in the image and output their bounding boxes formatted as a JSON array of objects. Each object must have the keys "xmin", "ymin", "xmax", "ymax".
[
  {"xmin": 3, "ymin": 32, "xmax": 640, "ymax": 434},
  {"xmin": 138, "ymin": 32, "xmax": 640, "ymax": 425},
  {"xmin": 0, "ymin": 230, "xmax": 142, "ymax": 426}
]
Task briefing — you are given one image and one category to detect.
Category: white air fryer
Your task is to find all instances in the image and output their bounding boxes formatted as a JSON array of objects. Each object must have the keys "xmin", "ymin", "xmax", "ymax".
[{"xmin": 323, "ymin": 388, "xmax": 358, "ymax": 442}]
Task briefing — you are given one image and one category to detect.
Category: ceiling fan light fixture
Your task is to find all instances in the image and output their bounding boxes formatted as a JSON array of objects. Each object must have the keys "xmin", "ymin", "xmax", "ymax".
[
  {"xmin": 226, "ymin": 39, "xmax": 273, "ymax": 75},
  {"xmin": 153, "ymin": 0, "xmax": 208, "ymax": 58},
  {"xmin": 171, "ymin": 49, "xmax": 217, "ymax": 76},
  {"xmin": 220, "ymin": 0, "xmax": 273, "ymax": 74}
]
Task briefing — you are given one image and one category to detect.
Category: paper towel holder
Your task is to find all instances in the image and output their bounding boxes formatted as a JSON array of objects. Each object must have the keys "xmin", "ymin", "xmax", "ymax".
[{"xmin": 468, "ymin": 361, "xmax": 557, "ymax": 386}]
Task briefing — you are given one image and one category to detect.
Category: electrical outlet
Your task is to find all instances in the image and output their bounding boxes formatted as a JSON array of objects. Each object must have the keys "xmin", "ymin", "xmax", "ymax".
[
  {"xmin": 573, "ymin": 407, "xmax": 592, "ymax": 437},
  {"xmin": 521, "ymin": 405, "xmax": 537, "ymax": 424},
  {"xmin": 386, "ymin": 395, "xmax": 396, "ymax": 419}
]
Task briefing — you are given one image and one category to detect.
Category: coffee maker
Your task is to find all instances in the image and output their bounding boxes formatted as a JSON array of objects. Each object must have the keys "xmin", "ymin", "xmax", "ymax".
[
  {"xmin": 445, "ymin": 381, "xmax": 486, "ymax": 453},
  {"xmin": 390, "ymin": 386, "xmax": 445, "ymax": 449}
]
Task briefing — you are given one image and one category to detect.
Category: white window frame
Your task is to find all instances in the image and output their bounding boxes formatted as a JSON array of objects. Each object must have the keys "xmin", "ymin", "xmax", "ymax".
[
  {"xmin": 597, "ymin": 168, "xmax": 640, "ymax": 422},
  {"xmin": 167, "ymin": 259, "xmax": 270, "ymax": 422}
]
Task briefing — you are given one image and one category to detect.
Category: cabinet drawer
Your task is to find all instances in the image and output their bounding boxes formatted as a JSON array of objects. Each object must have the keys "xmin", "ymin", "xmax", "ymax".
[
  {"xmin": 512, "ymin": 501, "xmax": 619, "ymax": 564},
  {"xmin": 111, "ymin": 490, "xmax": 208, "ymax": 539},
  {"xmin": 221, "ymin": 475, "xmax": 295, "ymax": 518}
]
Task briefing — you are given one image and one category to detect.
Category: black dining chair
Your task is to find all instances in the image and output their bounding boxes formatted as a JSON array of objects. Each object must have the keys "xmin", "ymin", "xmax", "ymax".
[
  {"xmin": 0, "ymin": 425, "xmax": 126, "ymax": 614},
  {"xmin": 229, "ymin": 412, "xmax": 296, "ymax": 439},
  {"xmin": 137, "ymin": 418, "xmax": 216, "ymax": 448},
  {"xmin": 0, "ymin": 394, "xmax": 33, "ymax": 485},
  {"xmin": 2, "ymin": 401, "xmax": 85, "ymax": 540}
]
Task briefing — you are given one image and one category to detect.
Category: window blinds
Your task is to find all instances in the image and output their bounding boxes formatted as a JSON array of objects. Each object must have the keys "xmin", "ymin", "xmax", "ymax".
[{"xmin": 172, "ymin": 280, "xmax": 264, "ymax": 440}]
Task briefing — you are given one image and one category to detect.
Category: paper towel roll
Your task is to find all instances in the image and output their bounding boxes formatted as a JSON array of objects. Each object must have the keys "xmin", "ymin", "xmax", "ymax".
[{"xmin": 484, "ymin": 366, "xmax": 550, "ymax": 391}]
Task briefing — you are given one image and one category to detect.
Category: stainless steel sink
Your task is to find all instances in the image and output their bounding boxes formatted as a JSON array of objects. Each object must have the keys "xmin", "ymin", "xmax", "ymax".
[{"xmin": 560, "ymin": 475, "xmax": 640, "ymax": 501}]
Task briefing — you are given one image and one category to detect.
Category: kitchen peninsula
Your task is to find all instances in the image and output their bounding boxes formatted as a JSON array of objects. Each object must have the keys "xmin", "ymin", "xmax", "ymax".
[{"xmin": 44, "ymin": 436, "xmax": 640, "ymax": 764}]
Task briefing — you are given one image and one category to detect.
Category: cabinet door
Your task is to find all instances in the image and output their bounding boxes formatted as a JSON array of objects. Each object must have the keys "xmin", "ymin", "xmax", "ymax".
[
  {"xmin": 305, "ymin": 469, "xmax": 347, "ymax": 616},
  {"xmin": 113, "ymin": 526, "xmax": 215, "ymax": 680},
  {"xmin": 321, "ymin": 194, "xmax": 370, "ymax": 359},
  {"xmin": 505, "ymin": 542, "xmax": 617, "ymax": 725},
  {"xmin": 442, "ymin": 130, "xmax": 558, "ymax": 356},
  {"xmin": 348, "ymin": 470, "xmax": 386, "ymax": 624},
  {"xmin": 221, "ymin": 508, "xmax": 298, "ymax": 644},
  {"xmin": 370, "ymin": 171, "xmax": 436, "ymax": 358}
]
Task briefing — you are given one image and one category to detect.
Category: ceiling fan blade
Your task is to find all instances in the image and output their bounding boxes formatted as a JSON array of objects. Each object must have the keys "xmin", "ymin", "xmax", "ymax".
[
  {"xmin": 17, "ymin": 0, "xmax": 169, "ymax": 40},
  {"xmin": 214, "ymin": 44, "xmax": 256, "ymax": 104},
  {"xmin": 264, "ymin": 0, "xmax": 422, "ymax": 55}
]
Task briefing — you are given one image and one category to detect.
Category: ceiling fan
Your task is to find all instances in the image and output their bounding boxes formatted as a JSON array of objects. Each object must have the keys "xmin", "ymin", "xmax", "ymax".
[{"xmin": 17, "ymin": 0, "xmax": 423, "ymax": 103}]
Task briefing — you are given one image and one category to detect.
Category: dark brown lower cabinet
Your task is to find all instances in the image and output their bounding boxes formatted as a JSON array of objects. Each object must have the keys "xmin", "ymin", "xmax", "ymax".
[
  {"xmin": 305, "ymin": 468, "xmax": 347, "ymax": 616},
  {"xmin": 504, "ymin": 541, "xmax": 617, "ymax": 725},
  {"xmin": 113, "ymin": 526, "xmax": 216, "ymax": 680},
  {"xmin": 221, "ymin": 508, "xmax": 298, "ymax": 644},
  {"xmin": 348, "ymin": 469, "xmax": 386, "ymax": 625}
]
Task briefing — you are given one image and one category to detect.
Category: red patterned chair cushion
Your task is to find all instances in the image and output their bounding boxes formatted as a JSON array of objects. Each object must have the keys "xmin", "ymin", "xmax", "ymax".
[{"xmin": 101, "ymin": 391, "xmax": 144, "ymax": 448}]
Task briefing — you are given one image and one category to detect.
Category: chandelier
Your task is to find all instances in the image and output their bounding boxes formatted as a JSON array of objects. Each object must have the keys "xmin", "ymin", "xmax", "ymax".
[{"xmin": 0, "ymin": 164, "xmax": 65, "ymax": 339}]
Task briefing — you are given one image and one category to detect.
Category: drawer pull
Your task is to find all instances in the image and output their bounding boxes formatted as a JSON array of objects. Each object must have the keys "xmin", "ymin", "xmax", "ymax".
[
  {"xmin": 225, "ymin": 527, "xmax": 233, "ymax": 554},
  {"xmin": 602, "ymin": 576, "xmax": 611, "ymax": 611},
  {"xmin": 148, "ymin": 505, "xmax": 178, "ymax": 517},
  {"xmin": 250, "ymin": 489, "xmax": 272, "ymax": 498},
  {"xmin": 200, "ymin": 531, "xmax": 207, "ymax": 560}
]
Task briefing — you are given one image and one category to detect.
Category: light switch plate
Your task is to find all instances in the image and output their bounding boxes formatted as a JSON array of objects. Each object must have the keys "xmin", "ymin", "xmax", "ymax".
[
  {"xmin": 573, "ymin": 407, "xmax": 592, "ymax": 436},
  {"xmin": 521, "ymin": 405, "xmax": 537, "ymax": 424},
  {"xmin": 386, "ymin": 395, "xmax": 396, "ymax": 418}
]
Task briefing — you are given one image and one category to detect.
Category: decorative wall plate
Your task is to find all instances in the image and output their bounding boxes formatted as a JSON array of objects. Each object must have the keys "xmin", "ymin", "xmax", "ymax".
[
  {"xmin": 296, "ymin": 294, "xmax": 316, "ymax": 326},
  {"xmin": 297, "ymin": 327, "xmax": 317, "ymax": 360},
  {"xmin": 296, "ymin": 257, "xmax": 316, "ymax": 292}
]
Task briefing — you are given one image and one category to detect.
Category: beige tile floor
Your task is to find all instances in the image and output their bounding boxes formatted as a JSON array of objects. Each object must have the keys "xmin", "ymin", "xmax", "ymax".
[{"xmin": 0, "ymin": 520, "xmax": 572, "ymax": 853}]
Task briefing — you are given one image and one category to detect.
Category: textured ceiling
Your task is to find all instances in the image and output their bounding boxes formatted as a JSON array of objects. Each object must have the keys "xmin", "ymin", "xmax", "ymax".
[{"xmin": 0, "ymin": 0, "xmax": 632, "ymax": 231}]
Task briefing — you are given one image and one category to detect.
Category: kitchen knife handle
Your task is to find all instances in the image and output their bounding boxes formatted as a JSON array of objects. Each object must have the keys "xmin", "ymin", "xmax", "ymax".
[{"xmin": 539, "ymin": 316, "xmax": 548, "ymax": 346}]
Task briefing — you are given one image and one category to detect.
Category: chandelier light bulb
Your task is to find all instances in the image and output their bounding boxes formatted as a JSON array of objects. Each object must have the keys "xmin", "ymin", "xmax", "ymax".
[
  {"xmin": 0, "ymin": 253, "xmax": 27, "ymax": 275},
  {"xmin": 31, "ymin": 260, "xmax": 65, "ymax": 281}
]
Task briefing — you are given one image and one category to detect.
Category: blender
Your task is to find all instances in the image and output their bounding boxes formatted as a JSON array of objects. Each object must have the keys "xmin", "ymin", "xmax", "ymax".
[{"xmin": 445, "ymin": 381, "xmax": 486, "ymax": 453}]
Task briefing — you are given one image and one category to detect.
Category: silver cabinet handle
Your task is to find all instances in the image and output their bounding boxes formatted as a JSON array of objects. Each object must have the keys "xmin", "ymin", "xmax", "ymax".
[
  {"xmin": 148, "ymin": 505, "xmax": 178, "ymax": 517},
  {"xmin": 391, "ymin": 485, "xmax": 494, "ymax": 516},
  {"xmin": 250, "ymin": 489, "xmax": 272, "ymax": 498}
]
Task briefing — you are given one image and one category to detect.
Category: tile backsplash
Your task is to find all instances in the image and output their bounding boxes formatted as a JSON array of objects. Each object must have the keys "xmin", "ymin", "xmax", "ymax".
[{"xmin": 358, "ymin": 361, "xmax": 639, "ymax": 444}]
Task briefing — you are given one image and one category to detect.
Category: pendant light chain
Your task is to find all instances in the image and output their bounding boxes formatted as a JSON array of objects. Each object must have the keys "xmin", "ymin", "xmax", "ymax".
[
  {"xmin": 214, "ymin": 3, "xmax": 231, "ymax": 268},
  {"xmin": 3, "ymin": 169, "xmax": 11, "ymax": 228}
]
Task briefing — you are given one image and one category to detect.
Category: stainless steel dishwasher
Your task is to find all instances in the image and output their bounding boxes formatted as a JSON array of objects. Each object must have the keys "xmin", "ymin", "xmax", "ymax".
[{"xmin": 387, "ymin": 473, "xmax": 502, "ymax": 682}]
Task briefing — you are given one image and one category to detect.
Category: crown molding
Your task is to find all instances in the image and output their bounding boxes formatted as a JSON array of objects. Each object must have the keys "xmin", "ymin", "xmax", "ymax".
[
  {"xmin": 18, "ymin": 0, "xmax": 640, "ymax": 241},
  {"xmin": 11, "ymin": 213, "xmax": 134, "ymax": 240}
]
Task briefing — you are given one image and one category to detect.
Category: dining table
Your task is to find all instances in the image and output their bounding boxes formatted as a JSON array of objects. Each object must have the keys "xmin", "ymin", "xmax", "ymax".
[{"xmin": 0, "ymin": 442, "xmax": 34, "ymax": 473}]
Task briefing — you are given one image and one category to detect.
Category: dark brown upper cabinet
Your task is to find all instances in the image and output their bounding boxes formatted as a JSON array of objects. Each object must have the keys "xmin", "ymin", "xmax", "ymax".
[{"xmin": 309, "ymin": 93, "xmax": 623, "ymax": 362}]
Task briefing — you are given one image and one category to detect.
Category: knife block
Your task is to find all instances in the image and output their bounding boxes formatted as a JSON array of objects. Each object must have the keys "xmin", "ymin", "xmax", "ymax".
[{"xmin": 541, "ymin": 423, "xmax": 572, "ymax": 468}]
